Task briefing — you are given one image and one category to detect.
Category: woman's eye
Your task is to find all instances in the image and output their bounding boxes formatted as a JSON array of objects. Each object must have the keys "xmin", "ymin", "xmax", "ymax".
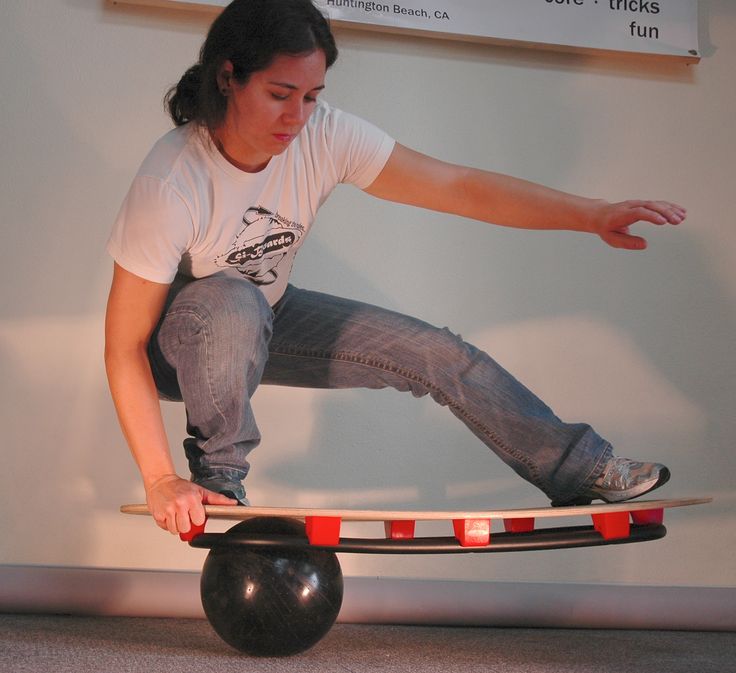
[{"xmin": 270, "ymin": 92, "xmax": 319, "ymax": 103}]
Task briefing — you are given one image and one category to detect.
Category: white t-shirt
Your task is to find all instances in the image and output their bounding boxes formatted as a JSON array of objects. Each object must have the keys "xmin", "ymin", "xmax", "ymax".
[{"xmin": 107, "ymin": 101, "xmax": 395, "ymax": 305}]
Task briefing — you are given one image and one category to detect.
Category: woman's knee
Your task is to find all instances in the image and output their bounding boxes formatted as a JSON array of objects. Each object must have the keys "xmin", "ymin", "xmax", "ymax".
[{"xmin": 164, "ymin": 273, "xmax": 273, "ymax": 344}]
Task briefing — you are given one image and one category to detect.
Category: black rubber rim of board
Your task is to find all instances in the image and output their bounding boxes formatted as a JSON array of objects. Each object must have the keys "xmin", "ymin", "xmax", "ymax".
[{"xmin": 188, "ymin": 523, "xmax": 666, "ymax": 554}]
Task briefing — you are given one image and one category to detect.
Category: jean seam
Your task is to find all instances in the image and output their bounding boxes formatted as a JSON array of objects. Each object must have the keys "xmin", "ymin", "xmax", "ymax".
[{"xmin": 269, "ymin": 343, "xmax": 543, "ymax": 487}]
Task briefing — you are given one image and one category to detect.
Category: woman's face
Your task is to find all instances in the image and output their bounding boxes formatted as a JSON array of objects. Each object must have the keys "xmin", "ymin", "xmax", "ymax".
[{"xmin": 215, "ymin": 50, "xmax": 327, "ymax": 172}]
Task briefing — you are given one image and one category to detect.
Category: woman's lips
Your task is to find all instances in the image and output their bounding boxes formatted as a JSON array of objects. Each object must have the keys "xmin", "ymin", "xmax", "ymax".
[{"xmin": 273, "ymin": 134, "xmax": 293, "ymax": 143}]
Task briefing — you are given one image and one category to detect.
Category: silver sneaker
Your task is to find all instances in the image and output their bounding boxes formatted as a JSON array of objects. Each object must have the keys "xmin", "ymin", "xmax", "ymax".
[
  {"xmin": 194, "ymin": 476, "xmax": 250, "ymax": 506},
  {"xmin": 553, "ymin": 457, "xmax": 670, "ymax": 506},
  {"xmin": 218, "ymin": 489, "xmax": 250, "ymax": 507}
]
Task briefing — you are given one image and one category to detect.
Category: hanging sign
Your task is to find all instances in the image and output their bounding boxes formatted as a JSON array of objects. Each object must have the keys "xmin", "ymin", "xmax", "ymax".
[{"xmin": 113, "ymin": 0, "xmax": 700, "ymax": 62}]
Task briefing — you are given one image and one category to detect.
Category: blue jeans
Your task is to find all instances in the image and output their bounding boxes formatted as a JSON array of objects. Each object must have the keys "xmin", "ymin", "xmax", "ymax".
[{"xmin": 148, "ymin": 273, "xmax": 612, "ymax": 504}]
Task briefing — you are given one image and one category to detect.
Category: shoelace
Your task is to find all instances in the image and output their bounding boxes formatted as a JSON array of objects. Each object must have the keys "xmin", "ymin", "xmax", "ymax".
[{"xmin": 596, "ymin": 457, "xmax": 639, "ymax": 489}]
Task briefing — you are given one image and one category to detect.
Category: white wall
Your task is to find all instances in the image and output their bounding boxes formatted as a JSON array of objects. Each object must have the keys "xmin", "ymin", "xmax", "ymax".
[{"xmin": 0, "ymin": 0, "xmax": 734, "ymax": 592}]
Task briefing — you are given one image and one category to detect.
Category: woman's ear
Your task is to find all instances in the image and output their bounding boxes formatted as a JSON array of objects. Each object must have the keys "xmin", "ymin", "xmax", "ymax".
[{"xmin": 217, "ymin": 60, "xmax": 234, "ymax": 95}]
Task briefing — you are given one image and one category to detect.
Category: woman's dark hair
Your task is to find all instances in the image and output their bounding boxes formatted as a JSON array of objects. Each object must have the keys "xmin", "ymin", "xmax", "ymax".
[{"xmin": 165, "ymin": 0, "xmax": 338, "ymax": 129}]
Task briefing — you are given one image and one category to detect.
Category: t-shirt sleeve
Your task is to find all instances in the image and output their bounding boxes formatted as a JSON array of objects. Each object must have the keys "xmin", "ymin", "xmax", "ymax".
[
  {"xmin": 106, "ymin": 176, "xmax": 193, "ymax": 284},
  {"xmin": 324, "ymin": 107, "xmax": 395, "ymax": 190}
]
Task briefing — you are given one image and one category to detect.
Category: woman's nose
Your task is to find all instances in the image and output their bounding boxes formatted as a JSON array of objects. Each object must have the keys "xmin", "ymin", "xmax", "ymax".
[{"xmin": 282, "ymin": 99, "xmax": 306, "ymax": 126}]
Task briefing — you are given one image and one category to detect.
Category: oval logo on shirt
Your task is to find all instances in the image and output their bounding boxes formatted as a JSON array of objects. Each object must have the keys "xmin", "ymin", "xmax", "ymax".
[{"xmin": 215, "ymin": 206, "xmax": 304, "ymax": 285}]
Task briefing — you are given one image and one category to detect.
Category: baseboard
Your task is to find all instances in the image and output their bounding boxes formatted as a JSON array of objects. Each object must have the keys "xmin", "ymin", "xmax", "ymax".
[{"xmin": 1, "ymin": 565, "xmax": 734, "ymax": 631}]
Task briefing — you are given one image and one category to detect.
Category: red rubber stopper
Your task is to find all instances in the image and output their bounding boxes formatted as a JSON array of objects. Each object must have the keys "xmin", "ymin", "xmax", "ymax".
[
  {"xmin": 305, "ymin": 516, "xmax": 342, "ymax": 545},
  {"xmin": 592, "ymin": 511, "xmax": 631, "ymax": 540},
  {"xmin": 384, "ymin": 520, "xmax": 416, "ymax": 539},
  {"xmin": 504, "ymin": 517, "xmax": 536, "ymax": 533},
  {"xmin": 180, "ymin": 517, "xmax": 208, "ymax": 542},
  {"xmin": 452, "ymin": 518, "xmax": 491, "ymax": 547}
]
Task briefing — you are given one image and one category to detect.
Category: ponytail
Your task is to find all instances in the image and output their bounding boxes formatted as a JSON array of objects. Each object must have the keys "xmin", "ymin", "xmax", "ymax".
[{"xmin": 165, "ymin": 64, "xmax": 205, "ymax": 127}]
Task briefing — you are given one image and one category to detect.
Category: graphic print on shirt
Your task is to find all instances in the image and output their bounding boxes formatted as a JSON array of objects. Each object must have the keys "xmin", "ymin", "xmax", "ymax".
[{"xmin": 214, "ymin": 206, "xmax": 305, "ymax": 285}]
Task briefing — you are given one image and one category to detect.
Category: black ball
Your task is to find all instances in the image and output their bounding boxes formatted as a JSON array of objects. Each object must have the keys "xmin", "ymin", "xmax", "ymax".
[{"xmin": 200, "ymin": 517, "xmax": 343, "ymax": 657}]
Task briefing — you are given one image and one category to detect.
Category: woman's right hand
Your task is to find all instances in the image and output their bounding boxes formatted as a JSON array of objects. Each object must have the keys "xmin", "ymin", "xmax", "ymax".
[{"xmin": 146, "ymin": 474, "xmax": 238, "ymax": 535}]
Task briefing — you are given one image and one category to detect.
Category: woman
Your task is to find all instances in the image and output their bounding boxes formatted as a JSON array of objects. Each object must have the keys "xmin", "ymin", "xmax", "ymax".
[{"xmin": 105, "ymin": 0, "xmax": 683, "ymax": 535}]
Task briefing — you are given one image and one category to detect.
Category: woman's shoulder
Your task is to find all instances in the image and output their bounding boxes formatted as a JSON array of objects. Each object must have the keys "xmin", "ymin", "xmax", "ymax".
[
  {"xmin": 137, "ymin": 124, "xmax": 205, "ymax": 181},
  {"xmin": 305, "ymin": 100, "xmax": 388, "ymax": 143},
  {"xmin": 309, "ymin": 99, "xmax": 366, "ymax": 127}
]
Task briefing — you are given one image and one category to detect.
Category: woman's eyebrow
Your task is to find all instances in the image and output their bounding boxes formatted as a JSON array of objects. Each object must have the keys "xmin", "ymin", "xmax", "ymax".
[{"xmin": 268, "ymin": 81, "xmax": 325, "ymax": 92}]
